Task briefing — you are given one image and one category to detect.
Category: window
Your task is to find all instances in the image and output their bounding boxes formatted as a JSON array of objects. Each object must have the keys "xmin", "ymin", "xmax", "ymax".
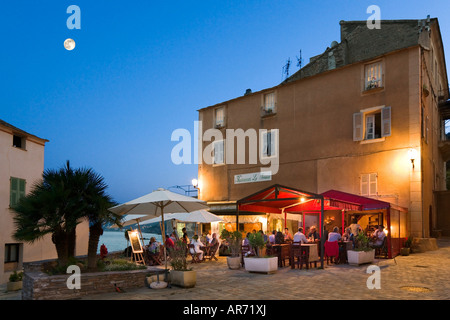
[
  {"xmin": 214, "ymin": 107, "xmax": 225, "ymax": 128},
  {"xmin": 261, "ymin": 92, "xmax": 276, "ymax": 116},
  {"xmin": 212, "ymin": 140, "xmax": 224, "ymax": 165},
  {"xmin": 360, "ymin": 173, "xmax": 377, "ymax": 196},
  {"xmin": 353, "ymin": 106, "xmax": 391, "ymax": 142},
  {"xmin": 13, "ymin": 134, "xmax": 26, "ymax": 149},
  {"xmin": 4, "ymin": 244, "xmax": 20, "ymax": 263},
  {"xmin": 364, "ymin": 61, "xmax": 383, "ymax": 90},
  {"xmin": 260, "ymin": 130, "xmax": 278, "ymax": 158},
  {"xmin": 10, "ymin": 177, "xmax": 26, "ymax": 207}
]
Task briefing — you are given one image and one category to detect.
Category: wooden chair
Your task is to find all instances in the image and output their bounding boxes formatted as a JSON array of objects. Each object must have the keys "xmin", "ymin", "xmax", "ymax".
[
  {"xmin": 206, "ymin": 243, "xmax": 219, "ymax": 261},
  {"xmin": 324, "ymin": 241, "xmax": 339, "ymax": 265},
  {"xmin": 241, "ymin": 245, "xmax": 254, "ymax": 267},
  {"xmin": 291, "ymin": 245, "xmax": 309, "ymax": 269},
  {"xmin": 146, "ymin": 247, "xmax": 163, "ymax": 266},
  {"xmin": 374, "ymin": 237, "xmax": 388, "ymax": 259},
  {"xmin": 188, "ymin": 244, "xmax": 202, "ymax": 263}
]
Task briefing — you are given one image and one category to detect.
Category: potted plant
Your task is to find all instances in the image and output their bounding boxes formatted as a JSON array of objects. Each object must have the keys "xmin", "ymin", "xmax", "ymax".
[
  {"xmin": 400, "ymin": 236, "xmax": 413, "ymax": 256},
  {"xmin": 243, "ymin": 232, "xmax": 278, "ymax": 274},
  {"xmin": 7, "ymin": 271, "xmax": 23, "ymax": 292},
  {"xmin": 220, "ymin": 229, "xmax": 243, "ymax": 269},
  {"xmin": 347, "ymin": 232, "xmax": 375, "ymax": 266},
  {"xmin": 167, "ymin": 240, "xmax": 196, "ymax": 288}
]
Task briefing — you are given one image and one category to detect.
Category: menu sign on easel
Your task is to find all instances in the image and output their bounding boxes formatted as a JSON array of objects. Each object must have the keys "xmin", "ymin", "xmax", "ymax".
[{"xmin": 128, "ymin": 231, "xmax": 143, "ymax": 253}]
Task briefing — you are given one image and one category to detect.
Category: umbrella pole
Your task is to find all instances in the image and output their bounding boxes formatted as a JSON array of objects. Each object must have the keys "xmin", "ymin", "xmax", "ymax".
[{"xmin": 161, "ymin": 205, "xmax": 168, "ymax": 273}]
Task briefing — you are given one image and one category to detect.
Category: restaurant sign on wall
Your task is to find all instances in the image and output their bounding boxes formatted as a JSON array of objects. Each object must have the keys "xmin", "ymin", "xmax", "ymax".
[{"xmin": 234, "ymin": 172, "xmax": 272, "ymax": 184}]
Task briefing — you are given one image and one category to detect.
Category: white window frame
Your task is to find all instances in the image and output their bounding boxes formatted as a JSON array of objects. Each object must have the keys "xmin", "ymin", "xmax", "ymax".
[
  {"xmin": 360, "ymin": 173, "xmax": 378, "ymax": 196},
  {"xmin": 260, "ymin": 130, "xmax": 278, "ymax": 159},
  {"xmin": 212, "ymin": 140, "xmax": 225, "ymax": 166},
  {"xmin": 214, "ymin": 106, "xmax": 225, "ymax": 128},
  {"xmin": 364, "ymin": 61, "xmax": 383, "ymax": 90},
  {"xmin": 353, "ymin": 105, "xmax": 391, "ymax": 143}
]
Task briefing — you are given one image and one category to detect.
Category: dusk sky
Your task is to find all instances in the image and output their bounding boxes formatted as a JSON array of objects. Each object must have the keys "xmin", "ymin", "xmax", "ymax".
[{"xmin": 1, "ymin": 0, "xmax": 449, "ymax": 204}]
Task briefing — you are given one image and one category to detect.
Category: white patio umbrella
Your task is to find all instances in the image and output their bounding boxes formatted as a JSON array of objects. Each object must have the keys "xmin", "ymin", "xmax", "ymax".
[
  {"xmin": 108, "ymin": 188, "xmax": 209, "ymax": 270},
  {"xmin": 180, "ymin": 210, "xmax": 223, "ymax": 223}
]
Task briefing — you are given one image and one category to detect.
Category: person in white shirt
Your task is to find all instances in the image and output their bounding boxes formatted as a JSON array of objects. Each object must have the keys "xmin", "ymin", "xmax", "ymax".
[
  {"xmin": 268, "ymin": 230, "xmax": 276, "ymax": 244},
  {"xmin": 293, "ymin": 227, "xmax": 308, "ymax": 244},
  {"xmin": 205, "ymin": 230, "xmax": 213, "ymax": 244},
  {"xmin": 349, "ymin": 218, "xmax": 362, "ymax": 237},
  {"xmin": 190, "ymin": 235, "xmax": 205, "ymax": 260},
  {"xmin": 370, "ymin": 225, "xmax": 386, "ymax": 247}
]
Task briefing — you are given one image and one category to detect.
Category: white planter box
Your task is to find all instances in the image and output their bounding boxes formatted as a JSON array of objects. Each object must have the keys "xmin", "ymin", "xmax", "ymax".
[
  {"xmin": 244, "ymin": 257, "xmax": 278, "ymax": 274},
  {"xmin": 347, "ymin": 250, "xmax": 375, "ymax": 266}
]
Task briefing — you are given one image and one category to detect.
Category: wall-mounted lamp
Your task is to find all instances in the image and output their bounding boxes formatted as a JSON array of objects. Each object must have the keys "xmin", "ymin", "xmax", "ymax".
[
  {"xmin": 192, "ymin": 178, "xmax": 199, "ymax": 190},
  {"xmin": 408, "ymin": 148, "xmax": 418, "ymax": 169}
]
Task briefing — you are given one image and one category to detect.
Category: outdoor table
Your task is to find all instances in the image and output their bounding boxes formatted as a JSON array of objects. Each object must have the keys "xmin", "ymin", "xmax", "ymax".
[
  {"xmin": 271, "ymin": 244, "xmax": 291, "ymax": 267},
  {"xmin": 302, "ymin": 243, "xmax": 319, "ymax": 267}
]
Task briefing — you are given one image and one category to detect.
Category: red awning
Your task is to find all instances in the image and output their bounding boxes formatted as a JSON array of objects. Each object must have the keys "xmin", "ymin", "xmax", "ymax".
[
  {"xmin": 237, "ymin": 184, "xmax": 341, "ymax": 214},
  {"xmin": 321, "ymin": 190, "xmax": 391, "ymax": 211}
]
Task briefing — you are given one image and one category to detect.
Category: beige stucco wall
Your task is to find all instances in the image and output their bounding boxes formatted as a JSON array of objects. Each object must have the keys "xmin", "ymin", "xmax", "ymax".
[{"xmin": 0, "ymin": 128, "xmax": 89, "ymax": 284}]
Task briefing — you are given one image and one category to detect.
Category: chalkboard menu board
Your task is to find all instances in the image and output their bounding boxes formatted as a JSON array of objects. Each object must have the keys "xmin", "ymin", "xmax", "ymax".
[{"xmin": 128, "ymin": 231, "xmax": 143, "ymax": 253}]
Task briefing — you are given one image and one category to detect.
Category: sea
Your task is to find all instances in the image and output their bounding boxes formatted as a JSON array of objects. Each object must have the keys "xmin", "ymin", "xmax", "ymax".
[{"xmin": 97, "ymin": 231, "xmax": 162, "ymax": 253}]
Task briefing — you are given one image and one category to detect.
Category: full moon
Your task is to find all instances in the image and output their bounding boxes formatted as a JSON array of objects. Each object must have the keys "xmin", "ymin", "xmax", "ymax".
[{"xmin": 64, "ymin": 38, "xmax": 76, "ymax": 51}]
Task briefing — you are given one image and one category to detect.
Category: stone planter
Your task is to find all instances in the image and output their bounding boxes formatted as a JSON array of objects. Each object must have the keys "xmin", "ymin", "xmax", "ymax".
[
  {"xmin": 244, "ymin": 257, "xmax": 278, "ymax": 274},
  {"xmin": 226, "ymin": 256, "xmax": 241, "ymax": 270},
  {"xmin": 347, "ymin": 249, "xmax": 375, "ymax": 266},
  {"xmin": 7, "ymin": 281, "xmax": 22, "ymax": 292},
  {"xmin": 169, "ymin": 270, "xmax": 196, "ymax": 288}
]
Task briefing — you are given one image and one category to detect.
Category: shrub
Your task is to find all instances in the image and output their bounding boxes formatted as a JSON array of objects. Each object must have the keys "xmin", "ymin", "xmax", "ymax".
[
  {"xmin": 169, "ymin": 240, "xmax": 192, "ymax": 271},
  {"xmin": 353, "ymin": 232, "xmax": 372, "ymax": 252},
  {"xmin": 220, "ymin": 229, "xmax": 243, "ymax": 257},
  {"xmin": 9, "ymin": 271, "xmax": 23, "ymax": 282}
]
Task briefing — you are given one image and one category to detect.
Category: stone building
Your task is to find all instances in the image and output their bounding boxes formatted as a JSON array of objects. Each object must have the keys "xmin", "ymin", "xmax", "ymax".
[{"xmin": 196, "ymin": 18, "xmax": 450, "ymax": 244}]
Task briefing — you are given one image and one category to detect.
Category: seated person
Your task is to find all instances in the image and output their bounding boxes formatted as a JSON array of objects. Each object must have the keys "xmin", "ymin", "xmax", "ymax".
[
  {"xmin": 327, "ymin": 227, "xmax": 342, "ymax": 242},
  {"xmin": 165, "ymin": 234, "xmax": 175, "ymax": 249},
  {"xmin": 370, "ymin": 225, "xmax": 386, "ymax": 248},
  {"xmin": 307, "ymin": 226, "xmax": 320, "ymax": 242},
  {"xmin": 190, "ymin": 235, "xmax": 205, "ymax": 260},
  {"xmin": 342, "ymin": 227, "xmax": 354, "ymax": 242},
  {"xmin": 293, "ymin": 227, "xmax": 308, "ymax": 244},
  {"xmin": 268, "ymin": 230, "xmax": 276, "ymax": 244},
  {"xmin": 259, "ymin": 230, "xmax": 268, "ymax": 243},
  {"xmin": 284, "ymin": 228, "xmax": 293, "ymax": 242},
  {"xmin": 275, "ymin": 231, "xmax": 285, "ymax": 244},
  {"xmin": 147, "ymin": 237, "xmax": 161, "ymax": 265}
]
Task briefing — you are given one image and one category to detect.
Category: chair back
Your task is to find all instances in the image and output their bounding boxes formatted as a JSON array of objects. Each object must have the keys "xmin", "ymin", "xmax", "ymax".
[{"xmin": 324, "ymin": 241, "xmax": 339, "ymax": 258}]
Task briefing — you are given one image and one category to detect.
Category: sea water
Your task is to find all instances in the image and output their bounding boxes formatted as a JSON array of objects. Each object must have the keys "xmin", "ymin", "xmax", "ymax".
[{"xmin": 97, "ymin": 231, "xmax": 162, "ymax": 253}]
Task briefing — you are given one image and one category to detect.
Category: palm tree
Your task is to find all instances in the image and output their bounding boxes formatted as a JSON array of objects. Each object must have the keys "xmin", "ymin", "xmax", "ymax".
[
  {"xmin": 13, "ymin": 161, "xmax": 85, "ymax": 266},
  {"xmin": 13, "ymin": 161, "xmax": 121, "ymax": 268}
]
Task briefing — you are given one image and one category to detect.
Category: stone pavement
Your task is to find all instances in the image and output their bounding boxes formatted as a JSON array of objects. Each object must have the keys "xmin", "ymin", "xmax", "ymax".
[{"xmin": 2, "ymin": 238, "xmax": 450, "ymax": 301}]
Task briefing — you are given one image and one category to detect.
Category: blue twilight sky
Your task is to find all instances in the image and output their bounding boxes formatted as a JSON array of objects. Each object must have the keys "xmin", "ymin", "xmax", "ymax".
[{"xmin": 1, "ymin": 0, "xmax": 449, "ymax": 203}]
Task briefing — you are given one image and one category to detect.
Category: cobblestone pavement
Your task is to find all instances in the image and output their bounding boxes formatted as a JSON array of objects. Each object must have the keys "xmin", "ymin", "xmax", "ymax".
[{"xmin": 2, "ymin": 238, "xmax": 450, "ymax": 301}]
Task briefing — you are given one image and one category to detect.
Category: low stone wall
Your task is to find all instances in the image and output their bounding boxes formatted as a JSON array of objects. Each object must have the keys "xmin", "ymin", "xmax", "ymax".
[{"xmin": 22, "ymin": 267, "xmax": 152, "ymax": 300}]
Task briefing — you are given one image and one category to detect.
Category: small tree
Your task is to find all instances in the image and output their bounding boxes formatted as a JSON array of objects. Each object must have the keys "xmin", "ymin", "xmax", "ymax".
[
  {"xmin": 248, "ymin": 232, "xmax": 266, "ymax": 257},
  {"xmin": 169, "ymin": 240, "xmax": 191, "ymax": 271},
  {"xmin": 354, "ymin": 232, "xmax": 372, "ymax": 252},
  {"xmin": 220, "ymin": 229, "xmax": 242, "ymax": 257}
]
